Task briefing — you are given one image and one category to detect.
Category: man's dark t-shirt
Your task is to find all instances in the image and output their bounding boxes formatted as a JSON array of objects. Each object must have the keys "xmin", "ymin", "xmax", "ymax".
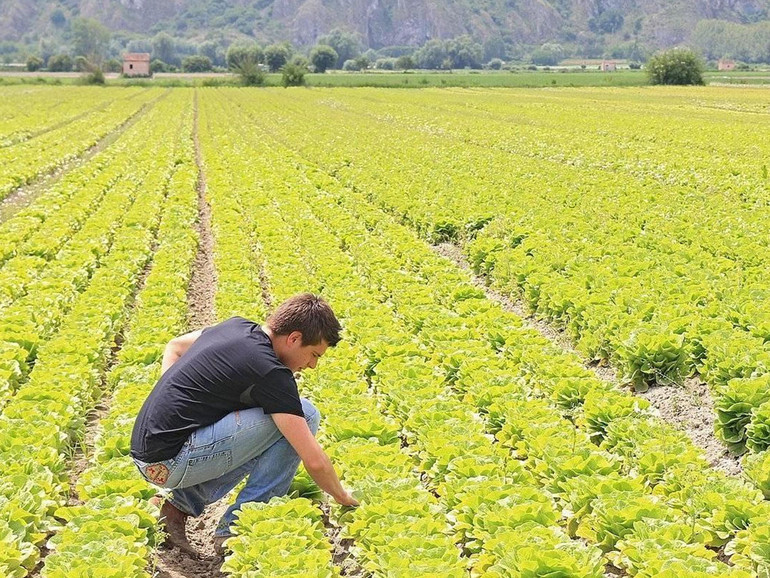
[{"xmin": 130, "ymin": 317, "xmax": 304, "ymax": 463}]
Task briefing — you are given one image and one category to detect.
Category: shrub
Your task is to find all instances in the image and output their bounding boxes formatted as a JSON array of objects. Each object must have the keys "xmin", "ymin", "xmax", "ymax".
[
  {"xmin": 47, "ymin": 54, "xmax": 73, "ymax": 72},
  {"xmin": 309, "ymin": 44, "xmax": 337, "ymax": 73},
  {"xmin": 646, "ymin": 48, "xmax": 705, "ymax": 85},
  {"xmin": 486, "ymin": 58, "xmax": 504, "ymax": 70},
  {"xmin": 181, "ymin": 55, "xmax": 212, "ymax": 73},
  {"xmin": 281, "ymin": 62, "xmax": 307, "ymax": 87},
  {"xmin": 26, "ymin": 56, "xmax": 43, "ymax": 71},
  {"xmin": 342, "ymin": 59, "xmax": 360, "ymax": 71},
  {"xmin": 232, "ymin": 55, "xmax": 265, "ymax": 86},
  {"xmin": 395, "ymin": 55, "xmax": 415, "ymax": 70},
  {"xmin": 150, "ymin": 59, "xmax": 167, "ymax": 74}
]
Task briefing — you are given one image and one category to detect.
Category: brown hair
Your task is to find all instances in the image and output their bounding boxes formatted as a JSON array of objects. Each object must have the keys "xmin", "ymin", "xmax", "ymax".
[{"xmin": 266, "ymin": 293, "xmax": 342, "ymax": 346}]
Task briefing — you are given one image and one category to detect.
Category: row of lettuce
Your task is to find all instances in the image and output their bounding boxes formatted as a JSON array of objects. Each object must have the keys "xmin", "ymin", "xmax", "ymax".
[
  {"xmin": 0, "ymin": 92, "xmax": 193, "ymax": 577},
  {"xmin": 0, "ymin": 89, "xmax": 173, "ymax": 408},
  {"xmin": 231, "ymin": 87, "xmax": 770, "ymax": 470},
  {"xmin": 0, "ymin": 86, "xmax": 159, "ymax": 201},
  {"xmin": 198, "ymin": 89, "xmax": 770, "ymax": 577}
]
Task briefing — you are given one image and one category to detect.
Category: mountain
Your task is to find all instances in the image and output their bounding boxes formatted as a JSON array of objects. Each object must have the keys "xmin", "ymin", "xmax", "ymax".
[{"xmin": 1, "ymin": 0, "xmax": 768, "ymax": 57}]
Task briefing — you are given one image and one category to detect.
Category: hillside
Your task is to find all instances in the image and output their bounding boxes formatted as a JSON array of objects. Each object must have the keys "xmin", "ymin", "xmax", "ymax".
[{"xmin": 1, "ymin": 0, "xmax": 769, "ymax": 57}]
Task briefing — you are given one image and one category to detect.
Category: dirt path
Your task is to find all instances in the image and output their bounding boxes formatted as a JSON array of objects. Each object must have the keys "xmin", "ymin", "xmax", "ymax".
[
  {"xmin": 151, "ymin": 89, "xmax": 226, "ymax": 578},
  {"xmin": 0, "ymin": 90, "xmax": 163, "ymax": 224},
  {"xmin": 186, "ymin": 91, "xmax": 217, "ymax": 331},
  {"xmin": 432, "ymin": 242, "xmax": 741, "ymax": 476}
]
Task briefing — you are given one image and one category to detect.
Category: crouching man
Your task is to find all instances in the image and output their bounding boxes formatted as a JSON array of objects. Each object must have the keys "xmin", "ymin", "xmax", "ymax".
[{"xmin": 130, "ymin": 293, "xmax": 358, "ymax": 556}]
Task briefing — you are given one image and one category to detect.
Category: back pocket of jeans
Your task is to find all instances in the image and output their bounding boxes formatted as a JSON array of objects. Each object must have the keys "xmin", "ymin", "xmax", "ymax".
[{"xmin": 178, "ymin": 449, "xmax": 232, "ymax": 487}]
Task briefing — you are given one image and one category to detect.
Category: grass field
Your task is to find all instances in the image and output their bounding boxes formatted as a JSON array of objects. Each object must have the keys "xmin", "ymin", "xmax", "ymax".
[
  {"xmin": 4, "ymin": 68, "xmax": 769, "ymax": 88},
  {"xmin": 1, "ymin": 85, "xmax": 770, "ymax": 577}
]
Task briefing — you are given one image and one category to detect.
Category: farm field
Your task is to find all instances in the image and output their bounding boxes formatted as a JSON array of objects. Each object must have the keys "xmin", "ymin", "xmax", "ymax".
[{"xmin": 1, "ymin": 85, "xmax": 770, "ymax": 577}]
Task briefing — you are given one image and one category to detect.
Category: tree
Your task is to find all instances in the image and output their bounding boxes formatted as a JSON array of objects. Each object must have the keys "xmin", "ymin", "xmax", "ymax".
[
  {"xmin": 309, "ymin": 44, "xmax": 337, "ymax": 73},
  {"xmin": 71, "ymin": 17, "xmax": 111, "ymax": 65},
  {"xmin": 232, "ymin": 54, "xmax": 265, "ymax": 86},
  {"xmin": 47, "ymin": 54, "xmax": 73, "ymax": 72},
  {"xmin": 198, "ymin": 41, "xmax": 223, "ymax": 67},
  {"xmin": 182, "ymin": 55, "xmax": 213, "ymax": 72},
  {"xmin": 150, "ymin": 59, "xmax": 168, "ymax": 74},
  {"xmin": 415, "ymin": 39, "xmax": 446, "ymax": 69},
  {"xmin": 445, "ymin": 35, "xmax": 483, "ymax": 68},
  {"xmin": 486, "ymin": 58, "xmax": 504, "ymax": 70},
  {"xmin": 531, "ymin": 43, "xmax": 564, "ymax": 66},
  {"xmin": 26, "ymin": 56, "xmax": 43, "ymax": 71},
  {"xmin": 50, "ymin": 8, "xmax": 67, "ymax": 28},
  {"xmin": 226, "ymin": 42, "xmax": 262, "ymax": 70},
  {"xmin": 646, "ymin": 48, "xmax": 705, "ymax": 85},
  {"xmin": 281, "ymin": 62, "xmax": 307, "ymax": 87},
  {"xmin": 317, "ymin": 29, "xmax": 361, "ymax": 68},
  {"xmin": 264, "ymin": 43, "xmax": 291, "ymax": 72},
  {"xmin": 74, "ymin": 55, "xmax": 89, "ymax": 72},
  {"xmin": 395, "ymin": 55, "xmax": 415, "ymax": 70},
  {"xmin": 152, "ymin": 32, "xmax": 177, "ymax": 67}
]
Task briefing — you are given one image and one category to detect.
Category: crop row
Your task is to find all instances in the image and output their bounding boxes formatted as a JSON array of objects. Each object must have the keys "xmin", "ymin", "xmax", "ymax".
[
  {"xmin": 0, "ymin": 93, "xmax": 192, "ymax": 578},
  {"xmin": 0, "ymin": 87, "xmax": 161, "ymax": 200},
  {"xmin": 196, "ymin": 92, "xmax": 336, "ymax": 576},
  {"xmin": 40, "ymin": 105, "xmax": 199, "ymax": 577},
  {"xmin": 0, "ymin": 86, "xmax": 146, "ymax": 148},
  {"xmin": 0, "ymin": 92, "xmax": 186, "ymax": 411},
  {"xmin": 196, "ymin": 88, "xmax": 763, "ymax": 571},
  {"xmin": 216, "ymin": 88, "xmax": 770, "ymax": 476}
]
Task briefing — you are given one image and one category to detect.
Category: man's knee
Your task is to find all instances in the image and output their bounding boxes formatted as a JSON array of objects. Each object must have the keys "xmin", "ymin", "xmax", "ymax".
[{"xmin": 301, "ymin": 398, "xmax": 321, "ymax": 435}]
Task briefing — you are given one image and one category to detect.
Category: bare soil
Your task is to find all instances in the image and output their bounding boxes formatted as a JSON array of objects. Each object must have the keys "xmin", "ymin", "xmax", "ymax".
[
  {"xmin": 320, "ymin": 503, "xmax": 367, "ymax": 577},
  {"xmin": 0, "ymin": 91, "xmax": 163, "ymax": 224},
  {"xmin": 152, "ymin": 501, "xmax": 228, "ymax": 578},
  {"xmin": 432, "ymin": 242, "xmax": 741, "ymax": 477},
  {"xmin": 187, "ymin": 92, "xmax": 217, "ymax": 330}
]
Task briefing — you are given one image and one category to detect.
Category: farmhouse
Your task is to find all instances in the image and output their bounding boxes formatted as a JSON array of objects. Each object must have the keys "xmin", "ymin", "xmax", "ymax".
[
  {"xmin": 600, "ymin": 60, "xmax": 617, "ymax": 72},
  {"xmin": 122, "ymin": 53, "xmax": 151, "ymax": 77},
  {"xmin": 718, "ymin": 58, "xmax": 736, "ymax": 71}
]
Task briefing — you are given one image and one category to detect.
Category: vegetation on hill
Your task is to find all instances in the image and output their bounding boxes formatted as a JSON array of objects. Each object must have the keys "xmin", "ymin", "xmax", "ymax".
[{"xmin": 0, "ymin": 0, "xmax": 769, "ymax": 69}]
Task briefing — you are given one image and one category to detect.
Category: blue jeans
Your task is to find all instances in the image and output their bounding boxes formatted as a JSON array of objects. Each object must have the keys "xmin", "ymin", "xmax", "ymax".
[{"xmin": 133, "ymin": 397, "xmax": 320, "ymax": 537}]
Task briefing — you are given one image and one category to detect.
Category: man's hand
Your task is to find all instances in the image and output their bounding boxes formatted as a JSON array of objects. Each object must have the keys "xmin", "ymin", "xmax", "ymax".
[
  {"xmin": 161, "ymin": 329, "xmax": 203, "ymax": 375},
  {"xmin": 271, "ymin": 413, "xmax": 358, "ymax": 507}
]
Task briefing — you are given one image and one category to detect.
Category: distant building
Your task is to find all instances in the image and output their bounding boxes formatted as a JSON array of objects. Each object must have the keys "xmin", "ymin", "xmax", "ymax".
[
  {"xmin": 122, "ymin": 53, "xmax": 151, "ymax": 77},
  {"xmin": 718, "ymin": 58, "xmax": 736, "ymax": 71},
  {"xmin": 600, "ymin": 60, "xmax": 617, "ymax": 72}
]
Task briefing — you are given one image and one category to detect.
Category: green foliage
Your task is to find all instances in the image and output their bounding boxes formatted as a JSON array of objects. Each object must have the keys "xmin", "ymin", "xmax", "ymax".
[
  {"xmin": 395, "ymin": 55, "xmax": 415, "ymax": 70},
  {"xmin": 531, "ymin": 43, "xmax": 564, "ymax": 66},
  {"xmin": 26, "ymin": 56, "xmax": 43, "ymax": 71},
  {"xmin": 231, "ymin": 54, "xmax": 265, "ymax": 86},
  {"xmin": 281, "ymin": 62, "xmax": 307, "ymax": 87},
  {"xmin": 646, "ymin": 48, "xmax": 705, "ymax": 85},
  {"xmin": 47, "ymin": 54, "xmax": 72, "ymax": 72},
  {"xmin": 181, "ymin": 55, "xmax": 212, "ymax": 72},
  {"xmin": 226, "ymin": 42, "xmax": 262, "ymax": 70},
  {"xmin": 264, "ymin": 43, "xmax": 291, "ymax": 72},
  {"xmin": 70, "ymin": 17, "xmax": 110, "ymax": 64},
  {"xmin": 318, "ymin": 28, "xmax": 362, "ymax": 69},
  {"xmin": 714, "ymin": 376, "xmax": 770, "ymax": 455},
  {"xmin": 309, "ymin": 44, "xmax": 338, "ymax": 73}
]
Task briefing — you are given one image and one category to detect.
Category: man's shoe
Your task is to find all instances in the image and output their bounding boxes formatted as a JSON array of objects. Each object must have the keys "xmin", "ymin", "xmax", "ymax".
[
  {"xmin": 158, "ymin": 499, "xmax": 198, "ymax": 557},
  {"xmin": 213, "ymin": 534, "xmax": 232, "ymax": 557}
]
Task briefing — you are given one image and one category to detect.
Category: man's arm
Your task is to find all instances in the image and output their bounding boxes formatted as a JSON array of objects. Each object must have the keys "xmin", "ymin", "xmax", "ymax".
[
  {"xmin": 161, "ymin": 329, "xmax": 204, "ymax": 375},
  {"xmin": 271, "ymin": 413, "xmax": 358, "ymax": 506}
]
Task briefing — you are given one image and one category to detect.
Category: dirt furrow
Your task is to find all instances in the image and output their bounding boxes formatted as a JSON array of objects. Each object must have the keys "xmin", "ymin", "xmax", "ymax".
[
  {"xmin": 186, "ymin": 91, "xmax": 217, "ymax": 331},
  {"xmin": 432, "ymin": 242, "xmax": 741, "ymax": 477}
]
